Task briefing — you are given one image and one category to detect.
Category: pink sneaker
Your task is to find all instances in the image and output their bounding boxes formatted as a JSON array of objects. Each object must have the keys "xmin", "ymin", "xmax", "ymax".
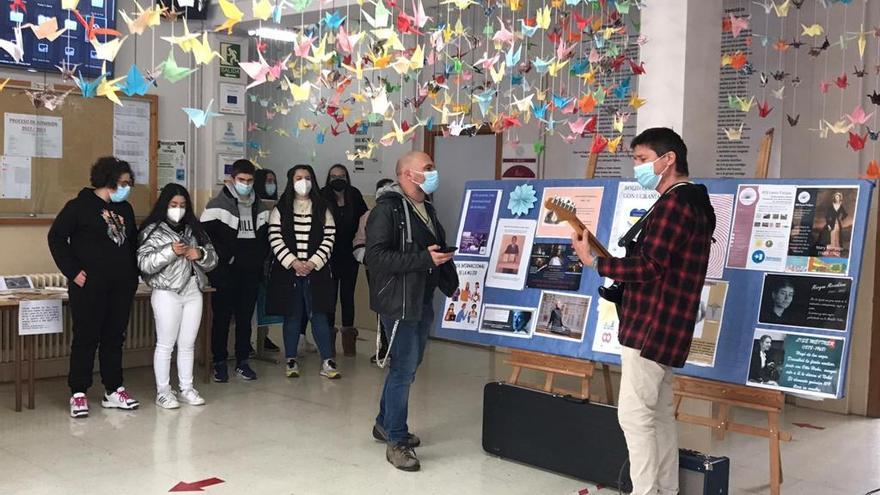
[{"xmin": 70, "ymin": 393, "xmax": 89, "ymax": 418}]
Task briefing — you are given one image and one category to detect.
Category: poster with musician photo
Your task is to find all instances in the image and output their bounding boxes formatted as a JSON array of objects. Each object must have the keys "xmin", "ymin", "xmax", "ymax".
[
  {"xmin": 758, "ymin": 274, "xmax": 852, "ymax": 331},
  {"xmin": 486, "ymin": 219, "xmax": 536, "ymax": 290},
  {"xmin": 786, "ymin": 186, "xmax": 858, "ymax": 275},
  {"xmin": 534, "ymin": 291, "xmax": 591, "ymax": 343},
  {"xmin": 441, "ymin": 262, "xmax": 488, "ymax": 331},
  {"xmin": 479, "ymin": 304, "xmax": 536, "ymax": 338},
  {"xmin": 455, "ymin": 189, "xmax": 502, "ymax": 257},
  {"xmin": 525, "ymin": 243, "xmax": 584, "ymax": 291},
  {"xmin": 536, "ymin": 187, "xmax": 604, "ymax": 239},
  {"xmin": 746, "ymin": 329, "xmax": 845, "ymax": 399}
]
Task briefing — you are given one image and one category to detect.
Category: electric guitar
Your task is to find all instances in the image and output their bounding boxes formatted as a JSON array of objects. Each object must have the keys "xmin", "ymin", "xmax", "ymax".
[{"xmin": 543, "ymin": 196, "xmax": 611, "ymax": 258}]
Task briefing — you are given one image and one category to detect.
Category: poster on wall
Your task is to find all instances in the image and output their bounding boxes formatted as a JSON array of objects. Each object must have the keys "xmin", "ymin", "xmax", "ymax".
[
  {"xmin": 157, "ymin": 141, "xmax": 186, "ymax": 190},
  {"xmin": 485, "ymin": 219, "xmax": 536, "ymax": 290},
  {"xmin": 591, "ymin": 299, "xmax": 623, "ymax": 355},
  {"xmin": 479, "ymin": 304, "xmax": 536, "ymax": 338},
  {"xmin": 216, "ymin": 153, "xmax": 244, "ymax": 182},
  {"xmin": 215, "ymin": 119, "xmax": 246, "ymax": 155},
  {"xmin": 525, "ymin": 243, "xmax": 584, "ymax": 291},
  {"xmin": 786, "ymin": 186, "xmax": 858, "ymax": 275},
  {"xmin": 0, "ymin": 155, "xmax": 32, "ymax": 199},
  {"xmin": 501, "ymin": 142, "xmax": 538, "ymax": 179},
  {"xmin": 688, "ymin": 280, "xmax": 729, "ymax": 367},
  {"xmin": 4, "ymin": 113, "xmax": 63, "ymax": 159},
  {"xmin": 758, "ymin": 274, "xmax": 852, "ymax": 331},
  {"xmin": 113, "ymin": 101, "xmax": 151, "ymax": 183},
  {"xmin": 219, "ymin": 83, "xmax": 246, "ymax": 114},
  {"xmin": 607, "ymin": 182, "xmax": 659, "ymax": 258},
  {"xmin": 455, "ymin": 190, "xmax": 502, "ymax": 257},
  {"xmin": 536, "ymin": 187, "xmax": 604, "ymax": 238},
  {"xmin": 441, "ymin": 262, "xmax": 488, "ymax": 331},
  {"xmin": 726, "ymin": 184, "xmax": 796, "ymax": 272},
  {"xmin": 534, "ymin": 291, "xmax": 591, "ymax": 343},
  {"xmin": 707, "ymin": 194, "xmax": 734, "ymax": 279},
  {"xmin": 746, "ymin": 329, "xmax": 844, "ymax": 398}
]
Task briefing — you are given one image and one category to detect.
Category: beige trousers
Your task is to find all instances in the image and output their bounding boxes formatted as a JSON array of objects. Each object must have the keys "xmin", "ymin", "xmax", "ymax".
[{"xmin": 618, "ymin": 346, "xmax": 679, "ymax": 495}]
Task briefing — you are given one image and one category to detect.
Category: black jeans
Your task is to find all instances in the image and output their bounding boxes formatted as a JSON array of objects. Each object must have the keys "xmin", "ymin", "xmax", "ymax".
[
  {"xmin": 212, "ymin": 266, "xmax": 260, "ymax": 365},
  {"xmin": 67, "ymin": 273, "xmax": 137, "ymax": 394},
  {"xmin": 328, "ymin": 268, "xmax": 358, "ymax": 328}
]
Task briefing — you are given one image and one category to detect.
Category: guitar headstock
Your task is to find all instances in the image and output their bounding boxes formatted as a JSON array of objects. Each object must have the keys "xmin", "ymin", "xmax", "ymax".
[{"xmin": 544, "ymin": 196, "xmax": 580, "ymax": 225}]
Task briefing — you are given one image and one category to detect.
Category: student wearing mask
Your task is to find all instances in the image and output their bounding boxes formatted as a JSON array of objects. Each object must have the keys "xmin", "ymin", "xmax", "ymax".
[
  {"xmin": 138, "ymin": 184, "xmax": 218, "ymax": 408},
  {"xmin": 201, "ymin": 159, "xmax": 270, "ymax": 382},
  {"xmin": 253, "ymin": 168, "xmax": 282, "ymax": 353},
  {"xmin": 366, "ymin": 151, "xmax": 458, "ymax": 471},
  {"xmin": 321, "ymin": 164, "xmax": 369, "ymax": 356},
  {"xmin": 266, "ymin": 165, "xmax": 340, "ymax": 379},
  {"xmin": 48, "ymin": 156, "xmax": 141, "ymax": 418}
]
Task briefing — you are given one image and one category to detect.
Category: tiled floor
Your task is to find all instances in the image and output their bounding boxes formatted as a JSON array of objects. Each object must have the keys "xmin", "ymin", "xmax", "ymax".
[{"xmin": 0, "ymin": 334, "xmax": 878, "ymax": 495}]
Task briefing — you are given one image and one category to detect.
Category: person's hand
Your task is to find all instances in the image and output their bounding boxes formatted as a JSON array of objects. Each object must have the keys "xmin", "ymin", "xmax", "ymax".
[
  {"xmin": 73, "ymin": 270, "xmax": 87, "ymax": 288},
  {"xmin": 300, "ymin": 260, "xmax": 316, "ymax": 276},
  {"xmin": 428, "ymin": 245, "xmax": 454, "ymax": 266},
  {"xmin": 292, "ymin": 260, "xmax": 310, "ymax": 277},
  {"xmin": 184, "ymin": 247, "xmax": 202, "ymax": 261},
  {"xmin": 570, "ymin": 232, "xmax": 596, "ymax": 267},
  {"xmin": 172, "ymin": 242, "xmax": 188, "ymax": 256}
]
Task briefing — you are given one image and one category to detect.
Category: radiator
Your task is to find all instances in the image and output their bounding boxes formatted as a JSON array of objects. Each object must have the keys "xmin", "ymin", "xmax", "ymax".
[{"xmin": 0, "ymin": 273, "xmax": 157, "ymax": 383}]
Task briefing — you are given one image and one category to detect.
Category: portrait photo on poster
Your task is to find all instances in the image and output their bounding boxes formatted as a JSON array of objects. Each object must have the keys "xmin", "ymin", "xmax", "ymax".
[
  {"xmin": 534, "ymin": 291, "xmax": 591, "ymax": 343},
  {"xmin": 455, "ymin": 189, "xmax": 502, "ymax": 257},
  {"xmin": 526, "ymin": 243, "xmax": 584, "ymax": 291},
  {"xmin": 479, "ymin": 304, "xmax": 536, "ymax": 338},
  {"xmin": 485, "ymin": 218, "xmax": 536, "ymax": 290},
  {"xmin": 726, "ymin": 184, "xmax": 797, "ymax": 272},
  {"xmin": 746, "ymin": 329, "xmax": 845, "ymax": 398},
  {"xmin": 758, "ymin": 274, "xmax": 852, "ymax": 331},
  {"xmin": 441, "ymin": 261, "xmax": 488, "ymax": 331},
  {"xmin": 536, "ymin": 186, "xmax": 604, "ymax": 238},
  {"xmin": 786, "ymin": 186, "xmax": 859, "ymax": 275}
]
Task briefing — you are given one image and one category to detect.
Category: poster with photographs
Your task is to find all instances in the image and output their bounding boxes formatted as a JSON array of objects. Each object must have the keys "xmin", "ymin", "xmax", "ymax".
[
  {"xmin": 607, "ymin": 182, "xmax": 659, "ymax": 258},
  {"xmin": 534, "ymin": 291, "xmax": 591, "ymax": 343},
  {"xmin": 536, "ymin": 186, "xmax": 604, "ymax": 239},
  {"xmin": 591, "ymin": 299, "xmax": 623, "ymax": 355},
  {"xmin": 441, "ymin": 262, "xmax": 488, "ymax": 331},
  {"xmin": 727, "ymin": 184, "xmax": 797, "ymax": 272},
  {"xmin": 706, "ymin": 194, "xmax": 734, "ymax": 279},
  {"xmin": 746, "ymin": 329, "xmax": 845, "ymax": 398},
  {"xmin": 485, "ymin": 219, "xmax": 537, "ymax": 290},
  {"xmin": 758, "ymin": 274, "xmax": 852, "ymax": 331},
  {"xmin": 479, "ymin": 304, "xmax": 536, "ymax": 338},
  {"xmin": 786, "ymin": 186, "xmax": 858, "ymax": 275},
  {"xmin": 526, "ymin": 243, "xmax": 584, "ymax": 291},
  {"xmin": 455, "ymin": 190, "xmax": 502, "ymax": 257},
  {"xmin": 687, "ymin": 280, "xmax": 729, "ymax": 367}
]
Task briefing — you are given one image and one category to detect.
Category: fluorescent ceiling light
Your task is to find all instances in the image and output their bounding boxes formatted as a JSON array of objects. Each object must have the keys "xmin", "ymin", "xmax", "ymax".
[{"xmin": 248, "ymin": 27, "xmax": 298, "ymax": 42}]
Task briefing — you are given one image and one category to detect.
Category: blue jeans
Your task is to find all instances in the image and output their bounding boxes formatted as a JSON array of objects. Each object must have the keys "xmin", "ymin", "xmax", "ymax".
[
  {"xmin": 376, "ymin": 302, "xmax": 434, "ymax": 444},
  {"xmin": 281, "ymin": 278, "xmax": 333, "ymax": 361}
]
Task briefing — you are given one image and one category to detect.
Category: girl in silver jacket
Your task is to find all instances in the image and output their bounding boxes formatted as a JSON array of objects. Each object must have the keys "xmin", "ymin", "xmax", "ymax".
[{"xmin": 138, "ymin": 184, "xmax": 218, "ymax": 409}]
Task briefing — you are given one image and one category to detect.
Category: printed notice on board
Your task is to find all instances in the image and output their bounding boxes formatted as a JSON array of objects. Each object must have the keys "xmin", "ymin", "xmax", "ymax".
[
  {"xmin": 18, "ymin": 299, "xmax": 63, "ymax": 336},
  {"xmin": 746, "ymin": 329, "xmax": 844, "ymax": 398},
  {"xmin": 4, "ymin": 113, "xmax": 63, "ymax": 158},
  {"xmin": 114, "ymin": 101, "xmax": 151, "ymax": 183},
  {"xmin": 726, "ymin": 184, "xmax": 796, "ymax": 271},
  {"xmin": 0, "ymin": 155, "xmax": 32, "ymax": 199}
]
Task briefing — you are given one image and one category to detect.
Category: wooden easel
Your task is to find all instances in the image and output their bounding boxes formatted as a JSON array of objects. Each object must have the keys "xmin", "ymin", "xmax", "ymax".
[{"xmin": 672, "ymin": 128, "xmax": 790, "ymax": 495}]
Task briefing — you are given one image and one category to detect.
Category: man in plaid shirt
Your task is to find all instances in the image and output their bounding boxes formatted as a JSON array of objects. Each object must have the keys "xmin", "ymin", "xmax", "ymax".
[{"xmin": 572, "ymin": 128, "xmax": 715, "ymax": 495}]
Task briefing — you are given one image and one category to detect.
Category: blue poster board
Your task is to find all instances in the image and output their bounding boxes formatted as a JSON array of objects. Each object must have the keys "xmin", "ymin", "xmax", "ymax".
[{"xmin": 434, "ymin": 178, "xmax": 874, "ymax": 399}]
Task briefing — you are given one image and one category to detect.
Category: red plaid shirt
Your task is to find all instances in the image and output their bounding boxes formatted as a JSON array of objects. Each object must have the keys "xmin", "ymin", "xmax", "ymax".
[{"xmin": 597, "ymin": 184, "xmax": 715, "ymax": 368}]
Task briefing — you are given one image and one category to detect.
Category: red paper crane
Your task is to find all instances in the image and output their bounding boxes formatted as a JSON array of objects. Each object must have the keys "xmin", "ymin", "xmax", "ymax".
[
  {"xmin": 330, "ymin": 124, "xmax": 341, "ymax": 136},
  {"xmin": 758, "ymin": 99, "xmax": 773, "ymax": 118},
  {"xmin": 847, "ymin": 131, "xmax": 867, "ymax": 151},
  {"xmin": 630, "ymin": 60, "xmax": 646, "ymax": 75},
  {"xmin": 73, "ymin": 10, "xmax": 123, "ymax": 41},
  {"xmin": 573, "ymin": 12, "xmax": 592, "ymax": 31},
  {"xmin": 835, "ymin": 72, "xmax": 849, "ymax": 89},
  {"xmin": 590, "ymin": 133, "xmax": 609, "ymax": 154},
  {"xmin": 346, "ymin": 121, "xmax": 361, "ymax": 134},
  {"xmin": 585, "ymin": 115, "xmax": 598, "ymax": 134},
  {"xmin": 10, "ymin": 0, "xmax": 26, "ymax": 13},
  {"xmin": 396, "ymin": 13, "xmax": 422, "ymax": 35},
  {"xmin": 863, "ymin": 159, "xmax": 880, "ymax": 179}
]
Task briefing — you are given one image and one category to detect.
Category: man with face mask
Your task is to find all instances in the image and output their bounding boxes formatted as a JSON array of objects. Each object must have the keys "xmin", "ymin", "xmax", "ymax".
[
  {"xmin": 572, "ymin": 128, "xmax": 715, "ymax": 495},
  {"xmin": 365, "ymin": 151, "xmax": 458, "ymax": 471},
  {"xmin": 201, "ymin": 159, "xmax": 270, "ymax": 382}
]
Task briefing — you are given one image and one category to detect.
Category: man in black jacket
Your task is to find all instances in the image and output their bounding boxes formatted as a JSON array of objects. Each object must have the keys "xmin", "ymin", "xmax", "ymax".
[
  {"xmin": 365, "ymin": 151, "xmax": 458, "ymax": 471},
  {"xmin": 200, "ymin": 159, "xmax": 269, "ymax": 382}
]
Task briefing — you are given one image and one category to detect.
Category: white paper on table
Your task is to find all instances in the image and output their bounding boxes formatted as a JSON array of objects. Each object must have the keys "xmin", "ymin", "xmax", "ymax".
[
  {"xmin": 0, "ymin": 155, "xmax": 32, "ymax": 199},
  {"xmin": 4, "ymin": 113, "xmax": 63, "ymax": 159},
  {"xmin": 18, "ymin": 299, "xmax": 63, "ymax": 335}
]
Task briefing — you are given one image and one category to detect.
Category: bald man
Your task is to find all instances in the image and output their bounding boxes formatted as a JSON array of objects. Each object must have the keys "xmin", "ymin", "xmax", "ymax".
[{"xmin": 365, "ymin": 151, "xmax": 459, "ymax": 471}]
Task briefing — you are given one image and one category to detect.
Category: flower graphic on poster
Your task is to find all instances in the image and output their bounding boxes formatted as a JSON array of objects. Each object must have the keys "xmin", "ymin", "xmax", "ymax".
[{"xmin": 507, "ymin": 184, "xmax": 537, "ymax": 217}]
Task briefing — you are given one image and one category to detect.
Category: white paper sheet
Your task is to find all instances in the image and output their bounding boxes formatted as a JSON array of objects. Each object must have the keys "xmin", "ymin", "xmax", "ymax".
[
  {"xmin": 113, "ymin": 101, "xmax": 152, "ymax": 184},
  {"xmin": 4, "ymin": 113, "xmax": 63, "ymax": 159},
  {"xmin": 18, "ymin": 299, "xmax": 63, "ymax": 335},
  {"xmin": 485, "ymin": 218, "xmax": 536, "ymax": 290},
  {"xmin": 0, "ymin": 155, "xmax": 32, "ymax": 199}
]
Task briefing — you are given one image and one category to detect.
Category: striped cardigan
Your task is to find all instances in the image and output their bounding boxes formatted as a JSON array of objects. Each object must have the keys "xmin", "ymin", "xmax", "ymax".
[{"xmin": 268, "ymin": 198, "xmax": 336, "ymax": 270}]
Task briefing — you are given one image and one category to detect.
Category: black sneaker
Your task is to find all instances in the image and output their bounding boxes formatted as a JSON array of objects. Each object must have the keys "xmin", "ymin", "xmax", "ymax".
[
  {"xmin": 235, "ymin": 362, "xmax": 258, "ymax": 381},
  {"xmin": 386, "ymin": 443, "xmax": 420, "ymax": 471},
  {"xmin": 372, "ymin": 423, "xmax": 421, "ymax": 448},
  {"xmin": 264, "ymin": 337, "xmax": 280, "ymax": 351},
  {"xmin": 213, "ymin": 362, "xmax": 229, "ymax": 383}
]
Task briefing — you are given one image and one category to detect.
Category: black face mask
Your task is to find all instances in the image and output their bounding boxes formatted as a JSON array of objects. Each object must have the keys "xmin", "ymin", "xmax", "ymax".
[{"xmin": 330, "ymin": 178, "xmax": 347, "ymax": 192}]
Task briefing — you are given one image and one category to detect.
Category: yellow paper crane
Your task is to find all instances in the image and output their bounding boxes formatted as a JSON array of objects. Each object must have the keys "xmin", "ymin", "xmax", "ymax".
[
  {"xmin": 490, "ymin": 61, "xmax": 506, "ymax": 84},
  {"xmin": 548, "ymin": 58, "xmax": 568, "ymax": 77},
  {"xmin": 161, "ymin": 19, "xmax": 200, "ymax": 53},
  {"xmin": 772, "ymin": 0, "xmax": 791, "ymax": 18},
  {"xmin": 823, "ymin": 119, "xmax": 853, "ymax": 135},
  {"xmin": 724, "ymin": 122, "xmax": 744, "ymax": 141},
  {"xmin": 536, "ymin": 6, "xmax": 551, "ymax": 29},
  {"xmin": 629, "ymin": 93, "xmax": 647, "ymax": 109},
  {"xmin": 409, "ymin": 44, "xmax": 425, "ymax": 71},
  {"xmin": 91, "ymin": 36, "xmax": 127, "ymax": 62},
  {"xmin": 305, "ymin": 34, "xmax": 336, "ymax": 65},
  {"xmin": 118, "ymin": 0, "xmax": 162, "ymax": 35},
  {"xmin": 801, "ymin": 24, "xmax": 824, "ymax": 37},
  {"xmin": 607, "ymin": 135, "xmax": 623, "ymax": 153},
  {"xmin": 381, "ymin": 119, "xmax": 420, "ymax": 144},
  {"xmin": 215, "ymin": 0, "xmax": 244, "ymax": 35},
  {"xmin": 191, "ymin": 31, "xmax": 221, "ymax": 65},
  {"xmin": 96, "ymin": 69, "xmax": 126, "ymax": 106},
  {"xmin": 252, "ymin": 0, "xmax": 273, "ymax": 21},
  {"xmin": 62, "ymin": 0, "xmax": 79, "ymax": 9},
  {"xmin": 440, "ymin": 0, "xmax": 478, "ymax": 10},
  {"xmin": 284, "ymin": 76, "xmax": 312, "ymax": 102}
]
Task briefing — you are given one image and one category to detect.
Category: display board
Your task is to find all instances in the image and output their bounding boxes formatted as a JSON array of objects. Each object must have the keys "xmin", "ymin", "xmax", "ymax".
[
  {"xmin": 435, "ymin": 178, "xmax": 875, "ymax": 399},
  {"xmin": 0, "ymin": 80, "xmax": 157, "ymax": 221}
]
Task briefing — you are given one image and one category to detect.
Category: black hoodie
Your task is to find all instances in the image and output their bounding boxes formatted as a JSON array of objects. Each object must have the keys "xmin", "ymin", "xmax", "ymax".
[{"xmin": 47, "ymin": 188, "xmax": 138, "ymax": 282}]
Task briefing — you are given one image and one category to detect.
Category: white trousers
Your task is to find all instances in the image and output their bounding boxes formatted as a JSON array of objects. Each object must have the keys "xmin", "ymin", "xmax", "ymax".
[
  {"xmin": 151, "ymin": 277, "xmax": 203, "ymax": 394},
  {"xmin": 618, "ymin": 346, "xmax": 678, "ymax": 495}
]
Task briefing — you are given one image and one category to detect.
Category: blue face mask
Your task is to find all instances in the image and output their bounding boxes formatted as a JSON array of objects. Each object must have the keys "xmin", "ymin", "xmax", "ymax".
[
  {"xmin": 633, "ymin": 154, "xmax": 669, "ymax": 190},
  {"xmin": 265, "ymin": 184, "xmax": 277, "ymax": 196},
  {"xmin": 110, "ymin": 185, "xmax": 131, "ymax": 203},
  {"xmin": 234, "ymin": 181, "xmax": 253, "ymax": 197},
  {"xmin": 416, "ymin": 170, "xmax": 440, "ymax": 195}
]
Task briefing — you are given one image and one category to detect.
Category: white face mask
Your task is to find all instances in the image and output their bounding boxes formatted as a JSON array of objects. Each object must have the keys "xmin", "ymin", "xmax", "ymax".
[
  {"xmin": 294, "ymin": 178, "xmax": 312, "ymax": 196},
  {"xmin": 167, "ymin": 206, "xmax": 185, "ymax": 223}
]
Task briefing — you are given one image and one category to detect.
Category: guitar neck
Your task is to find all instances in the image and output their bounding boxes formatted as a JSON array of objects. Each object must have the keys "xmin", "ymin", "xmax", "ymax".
[{"xmin": 567, "ymin": 219, "xmax": 611, "ymax": 258}]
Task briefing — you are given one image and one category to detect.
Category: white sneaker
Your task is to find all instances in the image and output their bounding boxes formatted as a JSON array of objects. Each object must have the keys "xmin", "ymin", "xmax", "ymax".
[
  {"xmin": 285, "ymin": 359, "xmax": 300, "ymax": 378},
  {"xmin": 70, "ymin": 393, "xmax": 89, "ymax": 418},
  {"xmin": 101, "ymin": 387, "xmax": 140, "ymax": 410},
  {"xmin": 155, "ymin": 391, "xmax": 180, "ymax": 409},
  {"xmin": 320, "ymin": 359, "xmax": 341, "ymax": 380},
  {"xmin": 178, "ymin": 389, "xmax": 206, "ymax": 406}
]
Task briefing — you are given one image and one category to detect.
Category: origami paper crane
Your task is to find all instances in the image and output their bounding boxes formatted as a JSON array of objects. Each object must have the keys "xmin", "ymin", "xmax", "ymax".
[
  {"xmin": 120, "ymin": 64, "xmax": 151, "ymax": 96},
  {"xmin": 801, "ymin": 24, "xmax": 824, "ymax": 37},
  {"xmin": 823, "ymin": 119, "xmax": 853, "ymax": 135},
  {"xmin": 191, "ymin": 31, "xmax": 222, "ymax": 65},
  {"xmin": 182, "ymin": 99, "xmax": 221, "ymax": 128},
  {"xmin": 724, "ymin": 122, "xmax": 744, "ymax": 140},
  {"xmin": 23, "ymin": 17, "xmax": 67, "ymax": 41},
  {"xmin": 536, "ymin": 6, "xmax": 551, "ymax": 29},
  {"xmin": 0, "ymin": 26, "xmax": 24, "ymax": 63},
  {"xmin": 159, "ymin": 50, "xmax": 198, "ymax": 83},
  {"xmin": 97, "ymin": 71, "xmax": 127, "ymax": 105},
  {"xmin": 73, "ymin": 10, "xmax": 123, "ymax": 40},
  {"xmin": 285, "ymin": 78, "xmax": 311, "ymax": 101},
  {"xmin": 786, "ymin": 114, "xmax": 800, "ymax": 127},
  {"xmin": 473, "ymin": 89, "xmax": 497, "ymax": 117},
  {"xmin": 90, "ymin": 36, "xmax": 127, "ymax": 62},
  {"xmin": 520, "ymin": 20, "xmax": 539, "ymax": 38},
  {"xmin": 161, "ymin": 19, "xmax": 200, "ymax": 52},
  {"xmin": 729, "ymin": 13, "xmax": 749, "ymax": 37},
  {"xmin": 845, "ymin": 105, "xmax": 874, "ymax": 126},
  {"xmin": 363, "ymin": 0, "xmax": 391, "ymax": 28},
  {"xmin": 73, "ymin": 70, "xmax": 106, "ymax": 98},
  {"xmin": 215, "ymin": 0, "xmax": 245, "ymax": 34},
  {"xmin": 119, "ymin": 1, "xmax": 162, "ymax": 35},
  {"xmin": 848, "ymin": 132, "xmax": 867, "ymax": 151}
]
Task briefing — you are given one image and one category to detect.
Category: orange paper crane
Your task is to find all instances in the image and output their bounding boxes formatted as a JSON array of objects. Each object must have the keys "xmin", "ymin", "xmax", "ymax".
[
  {"xmin": 73, "ymin": 9, "xmax": 123, "ymax": 40},
  {"xmin": 862, "ymin": 159, "xmax": 880, "ymax": 179}
]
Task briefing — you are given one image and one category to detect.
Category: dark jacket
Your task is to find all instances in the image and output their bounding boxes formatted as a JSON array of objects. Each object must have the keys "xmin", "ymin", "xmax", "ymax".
[
  {"xmin": 199, "ymin": 184, "xmax": 270, "ymax": 288},
  {"xmin": 322, "ymin": 185, "xmax": 369, "ymax": 272},
  {"xmin": 365, "ymin": 184, "xmax": 458, "ymax": 322},
  {"xmin": 47, "ymin": 188, "xmax": 138, "ymax": 285}
]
